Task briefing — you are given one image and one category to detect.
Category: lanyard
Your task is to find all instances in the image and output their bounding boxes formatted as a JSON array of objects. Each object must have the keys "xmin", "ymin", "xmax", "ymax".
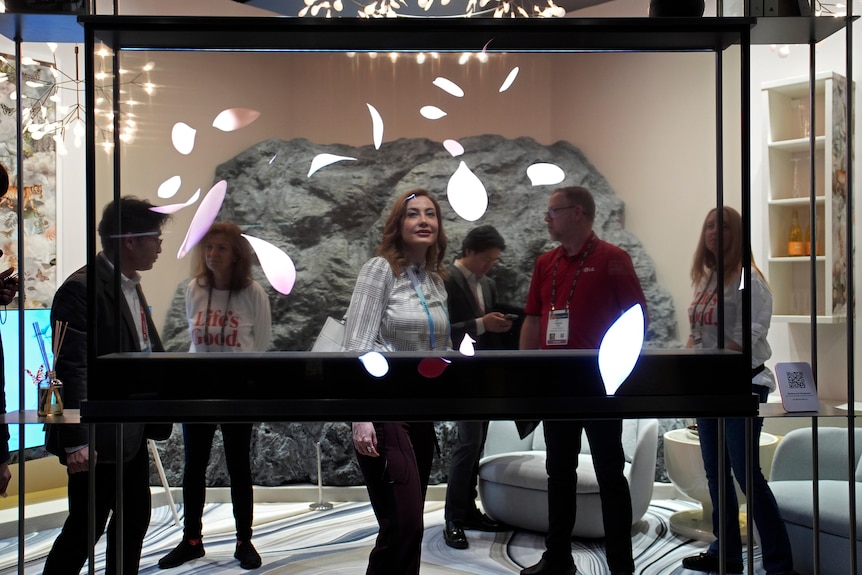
[
  {"xmin": 137, "ymin": 300, "xmax": 150, "ymax": 351},
  {"xmin": 550, "ymin": 233, "xmax": 595, "ymax": 311},
  {"xmin": 406, "ymin": 266, "xmax": 437, "ymax": 350},
  {"xmin": 204, "ymin": 286, "xmax": 232, "ymax": 351}
]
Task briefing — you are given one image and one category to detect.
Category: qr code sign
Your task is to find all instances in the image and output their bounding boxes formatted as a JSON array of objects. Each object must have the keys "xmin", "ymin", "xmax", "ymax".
[{"xmin": 786, "ymin": 371, "xmax": 807, "ymax": 389}]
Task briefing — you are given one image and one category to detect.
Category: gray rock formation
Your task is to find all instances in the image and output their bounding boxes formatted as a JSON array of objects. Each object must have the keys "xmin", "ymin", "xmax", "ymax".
[{"xmin": 152, "ymin": 134, "xmax": 683, "ymax": 488}]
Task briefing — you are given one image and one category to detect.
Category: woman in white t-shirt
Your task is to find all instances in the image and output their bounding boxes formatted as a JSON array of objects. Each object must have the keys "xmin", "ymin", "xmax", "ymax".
[
  {"xmin": 682, "ymin": 207, "xmax": 797, "ymax": 575},
  {"xmin": 159, "ymin": 222, "xmax": 271, "ymax": 571}
]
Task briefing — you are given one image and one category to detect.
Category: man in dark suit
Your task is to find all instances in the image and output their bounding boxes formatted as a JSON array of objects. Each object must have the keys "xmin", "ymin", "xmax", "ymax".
[
  {"xmin": 43, "ymin": 197, "xmax": 172, "ymax": 575},
  {"xmin": 443, "ymin": 225, "xmax": 513, "ymax": 549}
]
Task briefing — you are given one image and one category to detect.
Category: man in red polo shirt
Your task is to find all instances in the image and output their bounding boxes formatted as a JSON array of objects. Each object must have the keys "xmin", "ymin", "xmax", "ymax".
[{"xmin": 519, "ymin": 186, "xmax": 646, "ymax": 575}]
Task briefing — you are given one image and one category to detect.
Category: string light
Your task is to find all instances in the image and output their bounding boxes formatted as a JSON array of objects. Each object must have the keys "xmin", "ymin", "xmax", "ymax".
[
  {"xmin": 299, "ymin": 0, "xmax": 566, "ymax": 17},
  {"xmin": 2, "ymin": 44, "xmax": 156, "ymax": 155}
]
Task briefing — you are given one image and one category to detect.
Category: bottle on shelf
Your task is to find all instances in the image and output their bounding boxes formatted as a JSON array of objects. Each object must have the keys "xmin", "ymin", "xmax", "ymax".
[
  {"xmin": 804, "ymin": 221, "xmax": 811, "ymax": 256},
  {"xmin": 788, "ymin": 209, "xmax": 804, "ymax": 256},
  {"xmin": 816, "ymin": 212, "xmax": 825, "ymax": 256}
]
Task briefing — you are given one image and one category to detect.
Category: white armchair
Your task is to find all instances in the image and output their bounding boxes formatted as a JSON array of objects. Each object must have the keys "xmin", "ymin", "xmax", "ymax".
[{"xmin": 477, "ymin": 419, "xmax": 658, "ymax": 538}]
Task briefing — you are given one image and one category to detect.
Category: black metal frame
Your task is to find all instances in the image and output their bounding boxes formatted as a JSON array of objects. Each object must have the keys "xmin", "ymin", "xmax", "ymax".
[{"xmin": 78, "ymin": 16, "xmax": 774, "ymax": 424}]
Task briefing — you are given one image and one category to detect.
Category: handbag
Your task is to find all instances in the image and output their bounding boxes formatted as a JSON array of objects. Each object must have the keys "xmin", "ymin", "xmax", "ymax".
[{"xmin": 311, "ymin": 316, "xmax": 346, "ymax": 352}]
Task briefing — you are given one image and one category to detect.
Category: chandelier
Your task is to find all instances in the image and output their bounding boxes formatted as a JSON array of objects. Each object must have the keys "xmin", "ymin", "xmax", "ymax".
[
  {"xmin": 0, "ymin": 44, "xmax": 155, "ymax": 155},
  {"xmin": 297, "ymin": 0, "xmax": 567, "ymax": 18}
]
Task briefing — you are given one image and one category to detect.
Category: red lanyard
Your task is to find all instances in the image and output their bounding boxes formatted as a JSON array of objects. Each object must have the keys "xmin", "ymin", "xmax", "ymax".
[{"xmin": 550, "ymin": 233, "xmax": 595, "ymax": 312}]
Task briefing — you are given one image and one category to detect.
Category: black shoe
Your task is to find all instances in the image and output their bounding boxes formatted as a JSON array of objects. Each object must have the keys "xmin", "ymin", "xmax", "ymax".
[
  {"xmin": 235, "ymin": 540, "xmax": 262, "ymax": 570},
  {"xmin": 461, "ymin": 510, "xmax": 507, "ymax": 532},
  {"xmin": 520, "ymin": 556, "xmax": 576, "ymax": 575},
  {"xmin": 681, "ymin": 552, "xmax": 743, "ymax": 574},
  {"xmin": 443, "ymin": 520, "xmax": 469, "ymax": 549},
  {"xmin": 158, "ymin": 538, "xmax": 205, "ymax": 569}
]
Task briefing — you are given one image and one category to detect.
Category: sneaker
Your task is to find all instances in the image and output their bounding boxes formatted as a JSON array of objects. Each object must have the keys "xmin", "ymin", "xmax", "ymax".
[
  {"xmin": 235, "ymin": 539, "xmax": 262, "ymax": 570},
  {"xmin": 158, "ymin": 538, "xmax": 205, "ymax": 569},
  {"xmin": 681, "ymin": 552, "xmax": 743, "ymax": 574}
]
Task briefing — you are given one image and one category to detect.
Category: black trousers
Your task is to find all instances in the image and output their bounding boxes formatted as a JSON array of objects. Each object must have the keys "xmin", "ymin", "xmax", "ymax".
[
  {"xmin": 444, "ymin": 420, "xmax": 489, "ymax": 522},
  {"xmin": 543, "ymin": 419, "xmax": 634, "ymax": 574},
  {"xmin": 43, "ymin": 440, "xmax": 151, "ymax": 575},
  {"xmin": 181, "ymin": 422, "xmax": 254, "ymax": 541},
  {"xmin": 356, "ymin": 421, "xmax": 435, "ymax": 575}
]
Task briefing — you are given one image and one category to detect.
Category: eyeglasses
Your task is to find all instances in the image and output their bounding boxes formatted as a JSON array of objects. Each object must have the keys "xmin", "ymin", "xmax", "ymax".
[{"xmin": 546, "ymin": 205, "xmax": 578, "ymax": 219}]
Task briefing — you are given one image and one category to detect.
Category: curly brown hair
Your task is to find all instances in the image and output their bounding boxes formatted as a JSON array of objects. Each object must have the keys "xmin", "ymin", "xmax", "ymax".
[
  {"xmin": 192, "ymin": 221, "xmax": 254, "ymax": 292},
  {"xmin": 375, "ymin": 189, "xmax": 448, "ymax": 278}
]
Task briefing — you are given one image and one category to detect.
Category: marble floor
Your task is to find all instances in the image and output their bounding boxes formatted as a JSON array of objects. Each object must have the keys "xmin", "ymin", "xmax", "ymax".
[{"xmin": 1, "ymin": 498, "xmax": 768, "ymax": 575}]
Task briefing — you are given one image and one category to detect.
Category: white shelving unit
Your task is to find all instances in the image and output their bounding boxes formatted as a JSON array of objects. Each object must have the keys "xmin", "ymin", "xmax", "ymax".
[{"xmin": 762, "ymin": 71, "xmax": 851, "ymax": 323}]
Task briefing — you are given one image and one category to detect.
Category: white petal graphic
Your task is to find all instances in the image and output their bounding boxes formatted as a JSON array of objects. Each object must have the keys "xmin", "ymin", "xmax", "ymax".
[
  {"xmin": 527, "ymin": 163, "xmax": 565, "ymax": 186},
  {"xmin": 212, "ymin": 108, "xmax": 261, "ymax": 132},
  {"xmin": 367, "ymin": 103, "xmax": 384, "ymax": 150},
  {"xmin": 443, "ymin": 139, "xmax": 464, "ymax": 157},
  {"xmin": 458, "ymin": 334, "xmax": 476, "ymax": 356},
  {"xmin": 359, "ymin": 351, "xmax": 390, "ymax": 378},
  {"xmin": 499, "ymin": 67, "xmax": 520, "ymax": 93},
  {"xmin": 157, "ymin": 175, "xmax": 182, "ymax": 199},
  {"xmin": 242, "ymin": 234, "xmax": 296, "ymax": 295},
  {"xmin": 598, "ymin": 303, "xmax": 645, "ymax": 396},
  {"xmin": 447, "ymin": 161, "xmax": 488, "ymax": 222},
  {"xmin": 433, "ymin": 77, "xmax": 464, "ymax": 97},
  {"xmin": 308, "ymin": 153, "xmax": 357, "ymax": 178},
  {"xmin": 150, "ymin": 189, "xmax": 201, "ymax": 214},
  {"xmin": 420, "ymin": 106, "xmax": 447, "ymax": 120},
  {"xmin": 171, "ymin": 122, "xmax": 196, "ymax": 155},
  {"xmin": 176, "ymin": 180, "xmax": 227, "ymax": 259}
]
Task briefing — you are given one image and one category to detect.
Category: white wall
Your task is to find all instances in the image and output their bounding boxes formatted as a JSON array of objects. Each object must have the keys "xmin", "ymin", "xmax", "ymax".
[{"xmin": 748, "ymin": 29, "xmax": 861, "ymax": 401}]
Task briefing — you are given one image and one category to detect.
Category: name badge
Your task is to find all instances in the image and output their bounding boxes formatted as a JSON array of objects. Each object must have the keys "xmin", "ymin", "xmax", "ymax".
[{"xmin": 546, "ymin": 309, "xmax": 569, "ymax": 346}]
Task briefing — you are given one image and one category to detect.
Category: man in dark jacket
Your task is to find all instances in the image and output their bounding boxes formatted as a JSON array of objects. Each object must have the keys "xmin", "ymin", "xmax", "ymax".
[
  {"xmin": 43, "ymin": 197, "xmax": 171, "ymax": 575},
  {"xmin": 443, "ymin": 225, "xmax": 514, "ymax": 549}
]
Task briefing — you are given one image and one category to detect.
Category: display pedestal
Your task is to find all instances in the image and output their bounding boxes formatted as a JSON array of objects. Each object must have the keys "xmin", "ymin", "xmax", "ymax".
[{"xmin": 664, "ymin": 428, "xmax": 779, "ymax": 542}]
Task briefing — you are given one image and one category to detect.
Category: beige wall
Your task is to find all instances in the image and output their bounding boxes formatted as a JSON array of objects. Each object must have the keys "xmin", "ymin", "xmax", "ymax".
[{"xmin": 103, "ymin": 49, "xmax": 726, "ymax": 345}]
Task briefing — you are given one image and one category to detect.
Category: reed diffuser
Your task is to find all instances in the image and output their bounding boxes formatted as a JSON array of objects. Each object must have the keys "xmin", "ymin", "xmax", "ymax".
[{"xmin": 35, "ymin": 320, "xmax": 68, "ymax": 417}]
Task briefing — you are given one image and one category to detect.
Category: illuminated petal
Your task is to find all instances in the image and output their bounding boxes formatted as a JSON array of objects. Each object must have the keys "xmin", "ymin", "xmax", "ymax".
[
  {"xmin": 447, "ymin": 161, "xmax": 488, "ymax": 222},
  {"xmin": 242, "ymin": 234, "xmax": 297, "ymax": 295},
  {"xmin": 527, "ymin": 163, "xmax": 565, "ymax": 186},
  {"xmin": 176, "ymin": 180, "xmax": 227, "ymax": 259},
  {"xmin": 157, "ymin": 175, "xmax": 182, "ymax": 199},
  {"xmin": 359, "ymin": 351, "xmax": 390, "ymax": 378},
  {"xmin": 171, "ymin": 122, "xmax": 196, "ymax": 155},
  {"xmin": 598, "ymin": 303, "xmax": 645, "ymax": 396},
  {"xmin": 432, "ymin": 77, "xmax": 464, "ymax": 97},
  {"xmin": 418, "ymin": 356, "xmax": 451, "ymax": 378},
  {"xmin": 458, "ymin": 334, "xmax": 476, "ymax": 356},
  {"xmin": 150, "ymin": 189, "xmax": 201, "ymax": 214},
  {"xmin": 499, "ymin": 67, "xmax": 519, "ymax": 93},
  {"xmin": 367, "ymin": 103, "xmax": 384, "ymax": 150},
  {"xmin": 212, "ymin": 108, "xmax": 261, "ymax": 132},
  {"xmin": 420, "ymin": 105, "xmax": 447, "ymax": 120},
  {"xmin": 308, "ymin": 153, "xmax": 357, "ymax": 178},
  {"xmin": 443, "ymin": 139, "xmax": 464, "ymax": 157}
]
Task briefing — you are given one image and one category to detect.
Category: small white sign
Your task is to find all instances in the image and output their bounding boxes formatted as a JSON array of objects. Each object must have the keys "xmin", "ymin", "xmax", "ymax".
[{"xmin": 774, "ymin": 362, "xmax": 819, "ymax": 412}]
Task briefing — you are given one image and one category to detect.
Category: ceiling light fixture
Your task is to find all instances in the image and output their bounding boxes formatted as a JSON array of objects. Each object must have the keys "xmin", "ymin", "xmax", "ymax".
[{"xmin": 2, "ymin": 44, "xmax": 156, "ymax": 155}]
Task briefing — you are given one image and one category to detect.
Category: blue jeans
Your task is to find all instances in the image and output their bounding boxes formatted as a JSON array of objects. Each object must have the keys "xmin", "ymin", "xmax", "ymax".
[{"xmin": 696, "ymin": 385, "xmax": 794, "ymax": 574}]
